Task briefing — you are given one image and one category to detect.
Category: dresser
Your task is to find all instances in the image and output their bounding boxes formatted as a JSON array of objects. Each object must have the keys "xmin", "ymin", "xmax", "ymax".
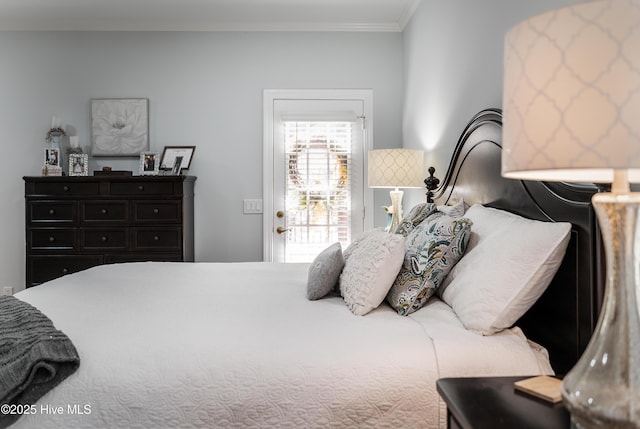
[{"xmin": 24, "ymin": 175, "xmax": 196, "ymax": 288}]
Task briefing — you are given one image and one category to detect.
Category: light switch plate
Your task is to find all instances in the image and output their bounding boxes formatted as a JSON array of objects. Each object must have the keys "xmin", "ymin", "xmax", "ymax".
[{"xmin": 243, "ymin": 199, "xmax": 263, "ymax": 214}]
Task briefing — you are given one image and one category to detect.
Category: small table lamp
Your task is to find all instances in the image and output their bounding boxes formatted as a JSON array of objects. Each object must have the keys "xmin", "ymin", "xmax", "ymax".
[
  {"xmin": 368, "ymin": 148, "xmax": 424, "ymax": 232},
  {"xmin": 503, "ymin": 1, "xmax": 640, "ymax": 427}
]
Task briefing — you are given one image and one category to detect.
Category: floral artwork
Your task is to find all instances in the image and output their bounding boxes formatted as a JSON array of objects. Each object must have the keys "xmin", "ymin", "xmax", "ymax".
[{"xmin": 91, "ymin": 98, "xmax": 149, "ymax": 156}]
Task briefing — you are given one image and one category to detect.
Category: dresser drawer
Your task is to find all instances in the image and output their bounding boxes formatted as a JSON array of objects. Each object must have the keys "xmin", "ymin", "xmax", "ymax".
[
  {"xmin": 107, "ymin": 253, "xmax": 183, "ymax": 263},
  {"xmin": 28, "ymin": 201, "xmax": 76, "ymax": 223},
  {"xmin": 110, "ymin": 181, "xmax": 175, "ymax": 195},
  {"xmin": 81, "ymin": 229, "xmax": 129, "ymax": 250},
  {"xmin": 81, "ymin": 200, "xmax": 128, "ymax": 223},
  {"xmin": 133, "ymin": 227, "xmax": 181, "ymax": 251},
  {"xmin": 29, "ymin": 255, "xmax": 103, "ymax": 285},
  {"xmin": 28, "ymin": 229, "xmax": 76, "ymax": 250},
  {"xmin": 32, "ymin": 181, "xmax": 100, "ymax": 196},
  {"xmin": 133, "ymin": 200, "xmax": 181, "ymax": 222}
]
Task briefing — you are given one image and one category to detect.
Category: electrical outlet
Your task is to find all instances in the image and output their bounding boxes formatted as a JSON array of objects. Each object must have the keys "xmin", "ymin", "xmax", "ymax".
[{"xmin": 3, "ymin": 287, "xmax": 13, "ymax": 296}]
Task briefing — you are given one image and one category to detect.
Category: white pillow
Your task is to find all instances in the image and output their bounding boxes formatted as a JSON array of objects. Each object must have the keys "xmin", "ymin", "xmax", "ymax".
[
  {"xmin": 440, "ymin": 205, "xmax": 571, "ymax": 335},
  {"xmin": 340, "ymin": 229, "xmax": 405, "ymax": 316}
]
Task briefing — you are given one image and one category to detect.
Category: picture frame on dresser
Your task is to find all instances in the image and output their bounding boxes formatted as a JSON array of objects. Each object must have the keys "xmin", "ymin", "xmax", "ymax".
[
  {"xmin": 68, "ymin": 153, "xmax": 89, "ymax": 176},
  {"xmin": 44, "ymin": 148, "xmax": 60, "ymax": 166},
  {"xmin": 160, "ymin": 146, "xmax": 195, "ymax": 174},
  {"xmin": 139, "ymin": 152, "xmax": 159, "ymax": 175}
]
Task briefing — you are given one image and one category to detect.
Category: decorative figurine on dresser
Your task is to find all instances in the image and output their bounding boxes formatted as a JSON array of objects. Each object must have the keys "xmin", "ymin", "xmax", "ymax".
[{"xmin": 23, "ymin": 175, "xmax": 196, "ymax": 288}]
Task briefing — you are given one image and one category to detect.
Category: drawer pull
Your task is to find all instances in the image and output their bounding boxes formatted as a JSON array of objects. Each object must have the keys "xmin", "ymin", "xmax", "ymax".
[
  {"xmin": 48, "ymin": 236, "xmax": 55, "ymax": 243},
  {"xmin": 48, "ymin": 209, "xmax": 56, "ymax": 216},
  {"xmin": 153, "ymin": 235, "xmax": 160, "ymax": 241},
  {"xmin": 153, "ymin": 208, "xmax": 160, "ymax": 214},
  {"xmin": 62, "ymin": 268, "xmax": 69, "ymax": 275},
  {"xmin": 63, "ymin": 186, "xmax": 70, "ymax": 192},
  {"xmin": 101, "ymin": 236, "xmax": 108, "ymax": 242},
  {"xmin": 101, "ymin": 208, "xmax": 108, "ymax": 215},
  {"xmin": 138, "ymin": 185, "xmax": 144, "ymax": 191}
]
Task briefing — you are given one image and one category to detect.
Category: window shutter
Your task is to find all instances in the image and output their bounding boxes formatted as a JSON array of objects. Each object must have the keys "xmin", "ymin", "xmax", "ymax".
[{"xmin": 283, "ymin": 120, "xmax": 355, "ymax": 262}]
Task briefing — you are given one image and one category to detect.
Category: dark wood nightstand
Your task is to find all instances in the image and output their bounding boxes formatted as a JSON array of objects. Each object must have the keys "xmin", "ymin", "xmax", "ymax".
[{"xmin": 436, "ymin": 376, "xmax": 570, "ymax": 429}]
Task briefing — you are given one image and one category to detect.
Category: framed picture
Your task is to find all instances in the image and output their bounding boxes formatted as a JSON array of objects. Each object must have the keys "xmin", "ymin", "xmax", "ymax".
[
  {"xmin": 139, "ymin": 152, "xmax": 159, "ymax": 175},
  {"xmin": 44, "ymin": 148, "xmax": 60, "ymax": 166},
  {"xmin": 91, "ymin": 98, "xmax": 149, "ymax": 157},
  {"xmin": 160, "ymin": 146, "xmax": 196, "ymax": 174},
  {"xmin": 42, "ymin": 165, "xmax": 62, "ymax": 176},
  {"xmin": 69, "ymin": 153, "xmax": 89, "ymax": 176}
]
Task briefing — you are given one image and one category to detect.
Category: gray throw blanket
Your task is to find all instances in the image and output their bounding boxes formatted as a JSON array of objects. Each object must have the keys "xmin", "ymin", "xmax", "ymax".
[{"xmin": 0, "ymin": 295, "xmax": 80, "ymax": 428}]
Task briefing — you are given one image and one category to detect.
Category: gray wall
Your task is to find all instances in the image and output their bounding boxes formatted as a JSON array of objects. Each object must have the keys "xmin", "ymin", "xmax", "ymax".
[
  {"xmin": 1, "ymin": 31, "xmax": 403, "ymax": 292},
  {"xmin": 2, "ymin": 1, "xmax": 592, "ymax": 292},
  {"xmin": 401, "ymin": 0, "xmax": 585, "ymax": 207}
]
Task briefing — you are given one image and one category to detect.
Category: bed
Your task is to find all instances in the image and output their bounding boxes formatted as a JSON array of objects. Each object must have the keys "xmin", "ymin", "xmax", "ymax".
[{"xmin": 4, "ymin": 109, "xmax": 604, "ymax": 429}]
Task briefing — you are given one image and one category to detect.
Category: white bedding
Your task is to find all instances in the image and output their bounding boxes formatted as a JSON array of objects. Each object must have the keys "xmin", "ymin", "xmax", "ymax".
[{"xmin": 13, "ymin": 262, "xmax": 552, "ymax": 429}]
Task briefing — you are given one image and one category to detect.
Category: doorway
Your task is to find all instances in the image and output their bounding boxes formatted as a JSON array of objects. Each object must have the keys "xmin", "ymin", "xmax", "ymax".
[{"xmin": 263, "ymin": 89, "xmax": 374, "ymax": 262}]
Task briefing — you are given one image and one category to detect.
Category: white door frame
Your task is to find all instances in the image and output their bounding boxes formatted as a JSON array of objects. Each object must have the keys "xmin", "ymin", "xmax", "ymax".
[{"xmin": 263, "ymin": 89, "xmax": 374, "ymax": 262}]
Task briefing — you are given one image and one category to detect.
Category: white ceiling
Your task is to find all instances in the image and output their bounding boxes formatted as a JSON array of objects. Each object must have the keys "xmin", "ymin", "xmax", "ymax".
[{"xmin": 0, "ymin": 0, "xmax": 421, "ymax": 32}]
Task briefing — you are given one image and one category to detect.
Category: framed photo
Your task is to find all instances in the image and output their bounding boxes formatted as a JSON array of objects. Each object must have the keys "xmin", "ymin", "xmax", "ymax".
[
  {"xmin": 139, "ymin": 152, "xmax": 159, "ymax": 175},
  {"xmin": 91, "ymin": 98, "xmax": 149, "ymax": 157},
  {"xmin": 69, "ymin": 153, "xmax": 89, "ymax": 176},
  {"xmin": 44, "ymin": 148, "xmax": 60, "ymax": 166},
  {"xmin": 160, "ymin": 146, "xmax": 196, "ymax": 174},
  {"xmin": 42, "ymin": 165, "xmax": 62, "ymax": 176}
]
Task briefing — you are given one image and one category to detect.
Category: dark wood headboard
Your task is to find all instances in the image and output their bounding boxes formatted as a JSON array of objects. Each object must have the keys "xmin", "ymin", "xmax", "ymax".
[{"xmin": 433, "ymin": 108, "xmax": 605, "ymax": 375}]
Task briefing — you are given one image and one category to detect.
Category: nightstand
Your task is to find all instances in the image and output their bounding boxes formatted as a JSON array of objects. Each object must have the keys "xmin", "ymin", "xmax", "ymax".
[{"xmin": 436, "ymin": 376, "xmax": 570, "ymax": 429}]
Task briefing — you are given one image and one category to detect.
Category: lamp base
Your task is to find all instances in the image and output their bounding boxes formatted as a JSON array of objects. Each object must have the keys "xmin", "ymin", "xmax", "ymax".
[
  {"xmin": 388, "ymin": 189, "xmax": 404, "ymax": 233},
  {"xmin": 561, "ymin": 192, "xmax": 640, "ymax": 429}
]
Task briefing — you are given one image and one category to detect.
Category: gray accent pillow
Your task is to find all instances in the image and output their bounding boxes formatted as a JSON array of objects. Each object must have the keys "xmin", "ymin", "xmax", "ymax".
[
  {"xmin": 307, "ymin": 242, "xmax": 345, "ymax": 300},
  {"xmin": 386, "ymin": 212, "xmax": 472, "ymax": 315}
]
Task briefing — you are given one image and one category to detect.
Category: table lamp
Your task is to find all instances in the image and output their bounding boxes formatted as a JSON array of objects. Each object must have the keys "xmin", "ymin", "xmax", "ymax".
[
  {"xmin": 368, "ymin": 149, "xmax": 424, "ymax": 232},
  {"xmin": 502, "ymin": 0, "xmax": 640, "ymax": 427}
]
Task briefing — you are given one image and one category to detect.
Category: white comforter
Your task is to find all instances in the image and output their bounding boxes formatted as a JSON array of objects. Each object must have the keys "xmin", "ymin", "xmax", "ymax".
[{"xmin": 13, "ymin": 262, "xmax": 552, "ymax": 429}]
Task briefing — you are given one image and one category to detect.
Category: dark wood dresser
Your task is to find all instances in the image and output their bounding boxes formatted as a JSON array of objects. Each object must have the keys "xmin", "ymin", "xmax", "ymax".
[{"xmin": 24, "ymin": 175, "xmax": 196, "ymax": 288}]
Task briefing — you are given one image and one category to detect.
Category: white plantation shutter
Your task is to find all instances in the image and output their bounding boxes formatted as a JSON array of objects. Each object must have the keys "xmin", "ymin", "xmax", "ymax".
[
  {"xmin": 265, "ymin": 91, "xmax": 371, "ymax": 264},
  {"xmin": 283, "ymin": 120, "xmax": 355, "ymax": 262}
]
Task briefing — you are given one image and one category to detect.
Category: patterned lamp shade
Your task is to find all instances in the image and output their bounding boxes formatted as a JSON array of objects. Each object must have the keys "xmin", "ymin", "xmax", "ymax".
[
  {"xmin": 502, "ymin": 0, "xmax": 640, "ymax": 183},
  {"xmin": 368, "ymin": 149, "xmax": 424, "ymax": 188},
  {"xmin": 504, "ymin": 3, "xmax": 640, "ymax": 428}
]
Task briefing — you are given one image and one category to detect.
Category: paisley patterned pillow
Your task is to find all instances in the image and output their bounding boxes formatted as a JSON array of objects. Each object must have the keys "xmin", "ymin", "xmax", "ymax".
[
  {"xmin": 391, "ymin": 202, "xmax": 437, "ymax": 236},
  {"xmin": 386, "ymin": 213, "xmax": 472, "ymax": 315},
  {"xmin": 436, "ymin": 198, "xmax": 467, "ymax": 218}
]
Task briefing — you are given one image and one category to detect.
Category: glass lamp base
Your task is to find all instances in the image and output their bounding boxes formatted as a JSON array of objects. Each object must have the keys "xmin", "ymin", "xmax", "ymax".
[{"xmin": 561, "ymin": 192, "xmax": 640, "ymax": 429}]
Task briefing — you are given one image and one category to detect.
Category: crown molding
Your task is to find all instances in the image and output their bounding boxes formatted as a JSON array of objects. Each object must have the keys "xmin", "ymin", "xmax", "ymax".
[
  {"xmin": 0, "ymin": 20, "xmax": 405, "ymax": 32},
  {"xmin": 397, "ymin": 0, "xmax": 421, "ymax": 30}
]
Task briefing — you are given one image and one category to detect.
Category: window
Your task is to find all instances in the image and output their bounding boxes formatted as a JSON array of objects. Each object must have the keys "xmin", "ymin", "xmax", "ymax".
[
  {"xmin": 263, "ymin": 90, "xmax": 374, "ymax": 262},
  {"xmin": 283, "ymin": 120, "xmax": 354, "ymax": 262}
]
